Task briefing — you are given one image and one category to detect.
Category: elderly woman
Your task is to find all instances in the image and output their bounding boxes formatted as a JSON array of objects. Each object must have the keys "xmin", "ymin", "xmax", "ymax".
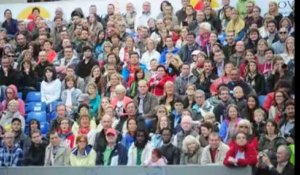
[
  {"xmin": 0, "ymin": 100, "xmax": 25, "ymax": 132},
  {"xmin": 223, "ymin": 131, "xmax": 257, "ymax": 167},
  {"xmin": 180, "ymin": 135, "xmax": 203, "ymax": 165},
  {"xmin": 70, "ymin": 134, "xmax": 97, "ymax": 166},
  {"xmin": 195, "ymin": 22, "xmax": 212, "ymax": 54},
  {"xmin": 110, "ymin": 84, "xmax": 133, "ymax": 118}
]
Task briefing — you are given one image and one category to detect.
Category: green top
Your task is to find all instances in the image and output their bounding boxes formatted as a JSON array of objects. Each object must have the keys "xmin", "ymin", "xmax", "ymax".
[
  {"xmin": 289, "ymin": 144, "xmax": 295, "ymax": 165},
  {"xmin": 103, "ymin": 146, "xmax": 113, "ymax": 166},
  {"xmin": 136, "ymin": 148, "xmax": 143, "ymax": 165}
]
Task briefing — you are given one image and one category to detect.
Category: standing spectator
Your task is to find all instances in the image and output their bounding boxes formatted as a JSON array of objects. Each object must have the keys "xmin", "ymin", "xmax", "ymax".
[
  {"xmin": 0, "ymin": 131, "xmax": 23, "ymax": 166},
  {"xmin": 96, "ymin": 128, "xmax": 128, "ymax": 165},
  {"xmin": 158, "ymin": 128, "xmax": 180, "ymax": 165},
  {"xmin": 1, "ymin": 9, "xmax": 18, "ymax": 38},
  {"xmin": 201, "ymin": 132, "xmax": 229, "ymax": 165},
  {"xmin": 223, "ymin": 131, "xmax": 257, "ymax": 167},
  {"xmin": 70, "ymin": 135, "xmax": 96, "ymax": 166},
  {"xmin": 127, "ymin": 128, "xmax": 153, "ymax": 166},
  {"xmin": 44, "ymin": 130, "xmax": 71, "ymax": 166},
  {"xmin": 23, "ymin": 130, "xmax": 48, "ymax": 166},
  {"xmin": 123, "ymin": 2, "xmax": 137, "ymax": 32},
  {"xmin": 134, "ymin": 1, "xmax": 153, "ymax": 31},
  {"xmin": 180, "ymin": 135, "xmax": 203, "ymax": 165},
  {"xmin": 41, "ymin": 66, "xmax": 62, "ymax": 105}
]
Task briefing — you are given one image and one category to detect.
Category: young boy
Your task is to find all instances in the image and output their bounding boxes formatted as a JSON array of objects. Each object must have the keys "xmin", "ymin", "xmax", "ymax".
[
  {"xmin": 252, "ymin": 108, "xmax": 266, "ymax": 137},
  {"xmin": 170, "ymin": 98, "xmax": 184, "ymax": 134},
  {"xmin": 232, "ymin": 86, "xmax": 247, "ymax": 112}
]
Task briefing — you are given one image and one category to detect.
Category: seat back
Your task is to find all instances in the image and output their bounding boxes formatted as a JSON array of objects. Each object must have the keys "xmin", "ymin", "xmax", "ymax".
[{"xmin": 26, "ymin": 91, "xmax": 41, "ymax": 102}]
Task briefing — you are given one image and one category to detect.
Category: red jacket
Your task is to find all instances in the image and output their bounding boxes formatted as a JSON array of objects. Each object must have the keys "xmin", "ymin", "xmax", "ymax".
[
  {"xmin": 228, "ymin": 135, "xmax": 258, "ymax": 150},
  {"xmin": 223, "ymin": 141, "xmax": 258, "ymax": 167},
  {"xmin": 148, "ymin": 74, "xmax": 174, "ymax": 96},
  {"xmin": 262, "ymin": 92, "xmax": 274, "ymax": 111}
]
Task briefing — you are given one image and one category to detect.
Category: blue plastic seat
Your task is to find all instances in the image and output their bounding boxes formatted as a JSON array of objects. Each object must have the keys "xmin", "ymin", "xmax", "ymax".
[
  {"xmin": 26, "ymin": 91, "xmax": 41, "ymax": 102},
  {"xmin": 25, "ymin": 102, "xmax": 46, "ymax": 113},
  {"xmin": 26, "ymin": 111, "xmax": 47, "ymax": 123},
  {"xmin": 258, "ymin": 95, "xmax": 266, "ymax": 107},
  {"xmin": 47, "ymin": 100, "xmax": 62, "ymax": 113},
  {"xmin": 17, "ymin": 92, "xmax": 22, "ymax": 99},
  {"xmin": 47, "ymin": 111, "xmax": 57, "ymax": 122},
  {"xmin": 40, "ymin": 122, "xmax": 50, "ymax": 135}
]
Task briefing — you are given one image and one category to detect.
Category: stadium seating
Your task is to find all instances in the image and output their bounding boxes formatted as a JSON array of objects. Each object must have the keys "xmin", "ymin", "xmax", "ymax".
[
  {"xmin": 26, "ymin": 91, "xmax": 41, "ymax": 102},
  {"xmin": 25, "ymin": 102, "xmax": 46, "ymax": 113},
  {"xmin": 26, "ymin": 111, "xmax": 47, "ymax": 123},
  {"xmin": 258, "ymin": 95, "xmax": 266, "ymax": 107}
]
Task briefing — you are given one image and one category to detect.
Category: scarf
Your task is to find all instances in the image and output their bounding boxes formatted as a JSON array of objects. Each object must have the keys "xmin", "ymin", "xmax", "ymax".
[
  {"xmin": 127, "ymin": 64, "xmax": 139, "ymax": 87},
  {"xmin": 200, "ymin": 32, "xmax": 210, "ymax": 47},
  {"xmin": 78, "ymin": 127, "xmax": 90, "ymax": 135},
  {"xmin": 226, "ymin": 18, "xmax": 245, "ymax": 37}
]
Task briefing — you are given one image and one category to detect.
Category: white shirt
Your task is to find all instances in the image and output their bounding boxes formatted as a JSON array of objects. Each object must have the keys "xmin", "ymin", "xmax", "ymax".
[
  {"xmin": 65, "ymin": 88, "xmax": 74, "ymax": 107},
  {"xmin": 141, "ymin": 50, "xmax": 160, "ymax": 70},
  {"xmin": 41, "ymin": 79, "xmax": 62, "ymax": 104}
]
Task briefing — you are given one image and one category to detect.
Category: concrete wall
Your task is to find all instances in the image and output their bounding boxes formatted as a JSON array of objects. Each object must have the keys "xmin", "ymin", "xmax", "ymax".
[
  {"xmin": 0, "ymin": 0, "xmax": 26, "ymax": 4},
  {"xmin": 0, "ymin": 165, "xmax": 252, "ymax": 175}
]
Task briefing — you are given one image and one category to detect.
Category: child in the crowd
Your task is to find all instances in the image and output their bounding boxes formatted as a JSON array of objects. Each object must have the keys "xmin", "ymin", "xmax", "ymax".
[
  {"xmin": 252, "ymin": 108, "xmax": 266, "ymax": 137},
  {"xmin": 232, "ymin": 86, "xmax": 247, "ymax": 112},
  {"xmin": 145, "ymin": 149, "xmax": 167, "ymax": 166}
]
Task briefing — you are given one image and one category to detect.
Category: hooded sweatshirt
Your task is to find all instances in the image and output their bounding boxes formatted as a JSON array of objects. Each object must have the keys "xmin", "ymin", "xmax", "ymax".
[{"xmin": 1, "ymin": 84, "xmax": 25, "ymax": 116}]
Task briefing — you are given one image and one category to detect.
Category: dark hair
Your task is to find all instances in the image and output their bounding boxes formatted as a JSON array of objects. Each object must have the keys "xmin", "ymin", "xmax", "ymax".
[
  {"xmin": 134, "ymin": 68, "xmax": 145, "ymax": 81},
  {"xmin": 44, "ymin": 66, "xmax": 57, "ymax": 82},
  {"xmin": 32, "ymin": 7, "xmax": 40, "ymax": 14},
  {"xmin": 78, "ymin": 103, "xmax": 90, "ymax": 113},
  {"xmin": 30, "ymin": 129, "xmax": 41, "ymax": 138},
  {"xmin": 152, "ymin": 148, "xmax": 163, "ymax": 158},
  {"xmin": 134, "ymin": 128, "xmax": 150, "ymax": 148},
  {"xmin": 156, "ymin": 65, "xmax": 167, "ymax": 72},
  {"xmin": 29, "ymin": 119, "xmax": 41, "ymax": 136},
  {"xmin": 161, "ymin": 127, "xmax": 172, "ymax": 134},
  {"xmin": 187, "ymin": 32, "xmax": 196, "ymax": 38},
  {"xmin": 4, "ymin": 9, "xmax": 11, "ymax": 15},
  {"xmin": 11, "ymin": 118, "xmax": 21, "ymax": 124},
  {"xmin": 129, "ymin": 51, "xmax": 139, "ymax": 58},
  {"xmin": 160, "ymin": 0, "xmax": 172, "ymax": 12},
  {"xmin": 200, "ymin": 122, "xmax": 213, "ymax": 131},
  {"xmin": 264, "ymin": 47, "xmax": 274, "ymax": 54},
  {"xmin": 126, "ymin": 118, "xmax": 137, "ymax": 134},
  {"xmin": 265, "ymin": 119, "xmax": 279, "ymax": 134},
  {"xmin": 274, "ymin": 79, "xmax": 291, "ymax": 92},
  {"xmin": 267, "ymin": 19, "xmax": 277, "ymax": 27}
]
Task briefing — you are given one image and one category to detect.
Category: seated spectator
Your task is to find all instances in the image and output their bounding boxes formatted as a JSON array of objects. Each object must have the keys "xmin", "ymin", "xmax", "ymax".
[
  {"xmin": 197, "ymin": 122, "xmax": 213, "ymax": 148},
  {"xmin": 258, "ymin": 119, "xmax": 287, "ymax": 165},
  {"xmin": 127, "ymin": 128, "xmax": 153, "ymax": 166},
  {"xmin": 61, "ymin": 75, "xmax": 82, "ymax": 114},
  {"xmin": 75, "ymin": 45, "xmax": 98, "ymax": 80},
  {"xmin": 121, "ymin": 118, "xmax": 137, "ymax": 150},
  {"xmin": 70, "ymin": 135, "xmax": 96, "ymax": 166},
  {"xmin": 232, "ymin": 86, "xmax": 247, "ymax": 112},
  {"xmin": 158, "ymin": 128, "xmax": 180, "ymax": 165},
  {"xmin": 141, "ymin": 38, "xmax": 160, "ymax": 70},
  {"xmin": 72, "ymin": 113, "xmax": 97, "ymax": 146},
  {"xmin": 151, "ymin": 115, "xmax": 171, "ymax": 148},
  {"xmin": 245, "ymin": 60, "xmax": 266, "ymax": 96},
  {"xmin": 174, "ymin": 63, "xmax": 198, "ymax": 96},
  {"xmin": 173, "ymin": 115, "xmax": 199, "ymax": 150},
  {"xmin": 185, "ymin": 84, "xmax": 196, "ymax": 109},
  {"xmin": 96, "ymin": 128, "xmax": 128, "ymax": 165},
  {"xmin": 209, "ymin": 62, "xmax": 233, "ymax": 96},
  {"xmin": 27, "ymin": 119, "xmax": 40, "ymax": 136},
  {"xmin": 127, "ymin": 68, "xmax": 147, "ymax": 98},
  {"xmin": 11, "ymin": 118, "xmax": 31, "ymax": 153},
  {"xmin": 1, "ymin": 85, "xmax": 25, "ymax": 116},
  {"xmin": 103, "ymin": 72, "xmax": 123, "ymax": 98},
  {"xmin": 213, "ymin": 86, "xmax": 234, "ymax": 123},
  {"xmin": 192, "ymin": 90, "xmax": 214, "ymax": 121},
  {"xmin": 165, "ymin": 54, "xmax": 182, "ymax": 77},
  {"xmin": 0, "ymin": 99, "xmax": 25, "ymax": 132},
  {"xmin": 228, "ymin": 67, "xmax": 253, "ymax": 96},
  {"xmin": 203, "ymin": 112, "xmax": 220, "ymax": 132},
  {"xmin": 0, "ymin": 131, "xmax": 23, "ymax": 166},
  {"xmin": 23, "ymin": 130, "xmax": 48, "ymax": 166},
  {"xmin": 57, "ymin": 118, "xmax": 76, "ymax": 149},
  {"xmin": 201, "ymin": 132, "xmax": 229, "ymax": 165},
  {"xmin": 111, "ymin": 84, "xmax": 133, "ymax": 117},
  {"xmin": 62, "ymin": 65, "xmax": 85, "ymax": 92},
  {"xmin": 50, "ymin": 104, "xmax": 72, "ymax": 131},
  {"xmin": 252, "ymin": 108, "xmax": 267, "ymax": 138},
  {"xmin": 41, "ymin": 39, "xmax": 57, "ymax": 64},
  {"xmin": 44, "ymin": 130, "xmax": 71, "ymax": 166},
  {"xmin": 148, "ymin": 65, "xmax": 174, "ymax": 97},
  {"xmin": 278, "ymin": 100, "xmax": 294, "ymax": 145},
  {"xmin": 41, "ymin": 66, "xmax": 62, "ymax": 105},
  {"xmin": 219, "ymin": 104, "xmax": 241, "ymax": 144},
  {"xmin": 145, "ymin": 148, "xmax": 167, "ymax": 166},
  {"xmin": 180, "ymin": 135, "xmax": 202, "ymax": 165},
  {"xmin": 85, "ymin": 82, "xmax": 101, "ymax": 118},
  {"xmin": 18, "ymin": 60, "xmax": 39, "ymax": 101},
  {"xmin": 85, "ymin": 65, "xmax": 102, "ymax": 94},
  {"xmin": 223, "ymin": 131, "xmax": 257, "ymax": 167},
  {"xmin": 258, "ymin": 145, "xmax": 294, "ymax": 175},
  {"xmin": 225, "ymin": 8, "xmax": 245, "ymax": 41},
  {"xmin": 268, "ymin": 90, "xmax": 289, "ymax": 123}
]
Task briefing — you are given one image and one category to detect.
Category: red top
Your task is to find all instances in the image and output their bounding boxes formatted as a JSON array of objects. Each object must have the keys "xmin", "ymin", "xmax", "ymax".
[
  {"xmin": 148, "ymin": 74, "xmax": 174, "ymax": 96},
  {"xmin": 210, "ymin": 148, "xmax": 218, "ymax": 163}
]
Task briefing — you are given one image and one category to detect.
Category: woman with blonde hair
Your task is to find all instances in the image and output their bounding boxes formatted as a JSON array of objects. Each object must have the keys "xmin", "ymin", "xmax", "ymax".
[
  {"xmin": 258, "ymin": 15, "xmax": 275, "ymax": 38},
  {"xmin": 226, "ymin": 8, "xmax": 245, "ymax": 41},
  {"xmin": 166, "ymin": 53, "xmax": 182, "ymax": 77},
  {"xmin": 256, "ymin": 39, "xmax": 268, "ymax": 65},
  {"xmin": 280, "ymin": 36, "xmax": 294, "ymax": 65},
  {"xmin": 141, "ymin": 38, "xmax": 160, "ymax": 70},
  {"xmin": 180, "ymin": 135, "xmax": 203, "ymax": 165},
  {"xmin": 103, "ymin": 72, "xmax": 122, "ymax": 98},
  {"xmin": 265, "ymin": 1, "xmax": 283, "ymax": 28}
]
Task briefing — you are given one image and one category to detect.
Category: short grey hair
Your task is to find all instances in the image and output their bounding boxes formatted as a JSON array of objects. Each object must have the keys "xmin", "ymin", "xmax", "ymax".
[
  {"xmin": 277, "ymin": 145, "xmax": 292, "ymax": 160},
  {"xmin": 199, "ymin": 22, "xmax": 212, "ymax": 32}
]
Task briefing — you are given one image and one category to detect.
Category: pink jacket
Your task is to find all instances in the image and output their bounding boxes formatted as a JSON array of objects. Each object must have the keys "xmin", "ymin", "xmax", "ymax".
[
  {"xmin": 1, "ymin": 85, "xmax": 25, "ymax": 116},
  {"xmin": 111, "ymin": 96, "xmax": 133, "ymax": 110}
]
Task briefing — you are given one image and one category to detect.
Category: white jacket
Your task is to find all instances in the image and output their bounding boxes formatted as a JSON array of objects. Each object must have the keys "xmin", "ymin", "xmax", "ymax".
[
  {"xmin": 41, "ymin": 79, "xmax": 62, "ymax": 104},
  {"xmin": 200, "ymin": 142, "xmax": 229, "ymax": 165},
  {"xmin": 127, "ymin": 141, "xmax": 153, "ymax": 166}
]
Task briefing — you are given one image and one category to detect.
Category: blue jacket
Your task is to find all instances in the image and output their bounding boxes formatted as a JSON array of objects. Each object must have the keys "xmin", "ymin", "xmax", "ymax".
[
  {"xmin": 159, "ymin": 47, "xmax": 180, "ymax": 65},
  {"xmin": 96, "ymin": 143, "xmax": 128, "ymax": 165},
  {"xmin": 219, "ymin": 117, "xmax": 241, "ymax": 144},
  {"xmin": 121, "ymin": 63, "xmax": 147, "ymax": 83},
  {"xmin": 2, "ymin": 19, "xmax": 18, "ymax": 35},
  {"xmin": 121, "ymin": 133, "xmax": 135, "ymax": 150}
]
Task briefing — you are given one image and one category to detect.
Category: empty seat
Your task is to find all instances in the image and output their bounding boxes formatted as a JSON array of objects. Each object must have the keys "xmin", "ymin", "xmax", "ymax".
[
  {"xmin": 40, "ymin": 122, "xmax": 50, "ymax": 135},
  {"xmin": 25, "ymin": 102, "xmax": 46, "ymax": 113},
  {"xmin": 17, "ymin": 92, "xmax": 22, "ymax": 99},
  {"xmin": 26, "ymin": 91, "xmax": 41, "ymax": 102},
  {"xmin": 26, "ymin": 111, "xmax": 47, "ymax": 123}
]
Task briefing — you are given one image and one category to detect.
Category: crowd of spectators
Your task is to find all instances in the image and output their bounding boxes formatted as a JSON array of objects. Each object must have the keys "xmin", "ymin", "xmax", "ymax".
[{"xmin": 0, "ymin": 0, "xmax": 295, "ymax": 174}]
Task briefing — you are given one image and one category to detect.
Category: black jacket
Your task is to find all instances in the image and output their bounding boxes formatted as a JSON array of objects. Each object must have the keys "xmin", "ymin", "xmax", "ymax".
[
  {"xmin": 159, "ymin": 143, "xmax": 181, "ymax": 165},
  {"xmin": 96, "ymin": 143, "xmax": 128, "ymax": 165},
  {"xmin": 93, "ymin": 129, "xmax": 122, "ymax": 153},
  {"xmin": 23, "ymin": 138, "xmax": 48, "ymax": 166},
  {"xmin": 245, "ymin": 73, "xmax": 266, "ymax": 95}
]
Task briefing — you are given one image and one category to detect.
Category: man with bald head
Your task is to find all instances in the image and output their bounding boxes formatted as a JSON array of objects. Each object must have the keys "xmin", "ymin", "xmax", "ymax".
[
  {"xmin": 173, "ymin": 114, "xmax": 199, "ymax": 150},
  {"xmin": 0, "ymin": 131, "xmax": 23, "ymax": 166},
  {"xmin": 260, "ymin": 145, "xmax": 294, "ymax": 175},
  {"xmin": 93, "ymin": 114, "xmax": 122, "ymax": 153}
]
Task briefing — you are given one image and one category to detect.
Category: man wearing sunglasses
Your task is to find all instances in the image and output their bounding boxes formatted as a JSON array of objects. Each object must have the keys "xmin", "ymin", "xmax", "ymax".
[{"xmin": 272, "ymin": 27, "xmax": 289, "ymax": 54}]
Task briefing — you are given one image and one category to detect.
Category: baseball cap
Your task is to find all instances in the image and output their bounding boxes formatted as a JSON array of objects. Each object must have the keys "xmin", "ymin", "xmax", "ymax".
[
  {"xmin": 106, "ymin": 128, "xmax": 117, "ymax": 136},
  {"xmin": 78, "ymin": 93, "xmax": 89, "ymax": 102}
]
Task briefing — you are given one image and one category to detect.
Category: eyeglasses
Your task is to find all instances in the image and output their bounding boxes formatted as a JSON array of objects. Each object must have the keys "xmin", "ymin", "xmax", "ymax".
[{"xmin": 279, "ymin": 31, "xmax": 287, "ymax": 34}]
